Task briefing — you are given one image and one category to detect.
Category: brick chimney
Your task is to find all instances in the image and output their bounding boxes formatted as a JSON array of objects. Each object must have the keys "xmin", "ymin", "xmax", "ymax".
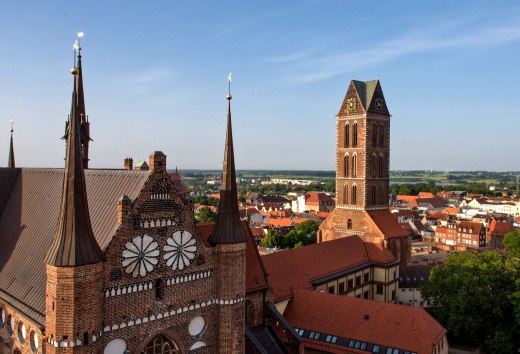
[
  {"xmin": 124, "ymin": 157, "xmax": 133, "ymax": 170},
  {"xmin": 149, "ymin": 151, "xmax": 166, "ymax": 174},
  {"xmin": 117, "ymin": 195, "xmax": 132, "ymax": 224}
]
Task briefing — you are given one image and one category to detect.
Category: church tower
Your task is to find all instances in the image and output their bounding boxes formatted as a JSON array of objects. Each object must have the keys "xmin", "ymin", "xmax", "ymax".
[
  {"xmin": 209, "ymin": 83, "xmax": 248, "ymax": 353},
  {"xmin": 336, "ymin": 80, "xmax": 390, "ymax": 209},
  {"xmin": 44, "ymin": 58, "xmax": 104, "ymax": 353},
  {"xmin": 319, "ymin": 80, "xmax": 411, "ymax": 265}
]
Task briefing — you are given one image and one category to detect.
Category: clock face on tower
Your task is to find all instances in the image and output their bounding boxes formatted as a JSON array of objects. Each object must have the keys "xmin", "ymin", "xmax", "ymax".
[
  {"xmin": 122, "ymin": 234, "xmax": 160, "ymax": 278},
  {"xmin": 163, "ymin": 230, "xmax": 197, "ymax": 271},
  {"xmin": 374, "ymin": 98, "xmax": 384, "ymax": 112},
  {"xmin": 346, "ymin": 97, "xmax": 357, "ymax": 112}
]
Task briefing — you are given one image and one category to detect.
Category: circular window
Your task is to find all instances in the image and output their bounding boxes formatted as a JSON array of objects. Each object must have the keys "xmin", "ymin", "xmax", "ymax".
[
  {"xmin": 7, "ymin": 314, "xmax": 13, "ymax": 335},
  {"xmin": 188, "ymin": 316, "xmax": 206, "ymax": 337},
  {"xmin": 104, "ymin": 338, "xmax": 127, "ymax": 354},
  {"xmin": 190, "ymin": 341, "xmax": 206, "ymax": 351},
  {"xmin": 18, "ymin": 322, "xmax": 27, "ymax": 343},
  {"xmin": 0, "ymin": 307, "xmax": 5, "ymax": 328},
  {"xmin": 30, "ymin": 331, "xmax": 39, "ymax": 353}
]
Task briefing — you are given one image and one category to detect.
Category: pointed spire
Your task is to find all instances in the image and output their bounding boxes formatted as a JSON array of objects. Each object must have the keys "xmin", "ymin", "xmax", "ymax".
[
  {"xmin": 45, "ymin": 68, "xmax": 104, "ymax": 266},
  {"xmin": 8, "ymin": 120, "xmax": 15, "ymax": 168},
  {"xmin": 208, "ymin": 76, "xmax": 247, "ymax": 244},
  {"xmin": 76, "ymin": 44, "xmax": 91, "ymax": 169}
]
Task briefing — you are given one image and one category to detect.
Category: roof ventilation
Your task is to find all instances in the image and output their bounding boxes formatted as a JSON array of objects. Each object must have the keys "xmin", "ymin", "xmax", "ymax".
[{"xmin": 363, "ymin": 315, "xmax": 369, "ymax": 321}]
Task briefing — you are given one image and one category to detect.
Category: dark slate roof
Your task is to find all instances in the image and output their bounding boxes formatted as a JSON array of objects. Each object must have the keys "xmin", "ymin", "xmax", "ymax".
[
  {"xmin": 0, "ymin": 168, "xmax": 151, "ymax": 325},
  {"xmin": 352, "ymin": 80, "xmax": 378, "ymax": 110},
  {"xmin": 46, "ymin": 80, "xmax": 104, "ymax": 267},
  {"xmin": 246, "ymin": 325, "xmax": 288, "ymax": 354},
  {"xmin": 398, "ymin": 265, "xmax": 432, "ymax": 288},
  {"xmin": 208, "ymin": 98, "xmax": 247, "ymax": 244}
]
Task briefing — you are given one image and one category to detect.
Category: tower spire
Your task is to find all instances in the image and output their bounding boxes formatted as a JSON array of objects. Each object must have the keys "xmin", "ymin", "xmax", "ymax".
[
  {"xmin": 8, "ymin": 120, "xmax": 15, "ymax": 168},
  {"xmin": 76, "ymin": 32, "xmax": 91, "ymax": 169},
  {"xmin": 208, "ymin": 73, "xmax": 247, "ymax": 244},
  {"xmin": 45, "ymin": 67, "xmax": 104, "ymax": 266}
]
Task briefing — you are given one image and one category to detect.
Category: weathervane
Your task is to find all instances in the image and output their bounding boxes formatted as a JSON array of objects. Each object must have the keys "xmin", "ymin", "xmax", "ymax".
[
  {"xmin": 227, "ymin": 72, "xmax": 232, "ymax": 100},
  {"xmin": 72, "ymin": 32, "xmax": 84, "ymax": 69},
  {"xmin": 9, "ymin": 120, "xmax": 15, "ymax": 133}
]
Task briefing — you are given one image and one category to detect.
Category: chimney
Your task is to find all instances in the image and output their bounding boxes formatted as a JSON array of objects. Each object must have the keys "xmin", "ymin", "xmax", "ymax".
[
  {"xmin": 117, "ymin": 195, "xmax": 132, "ymax": 224},
  {"xmin": 124, "ymin": 157, "xmax": 133, "ymax": 170},
  {"xmin": 149, "ymin": 151, "xmax": 166, "ymax": 174}
]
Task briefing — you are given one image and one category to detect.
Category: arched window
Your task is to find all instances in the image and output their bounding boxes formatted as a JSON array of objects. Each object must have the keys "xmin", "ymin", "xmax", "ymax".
[
  {"xmin": 352, "ymin": 185, "xmax": 357, "ymax": 205},
  {"xmin": 343, "ymin": 154, "xmax": 349, "ymax": 177},
  {"xmin": 380, "ymin": 185, "xmax": 385, "ymax": 205},
  {"xmin": 379, "ymin": 155, "xmax": 384, "ymax": 178},
  {"xmin": 347, "ymin": 219, "xmax": 353, "ymax": 229},
  {"xmin": 343, "ymin": 183, "xmax": 349, "ymax": 204},
  {"xmin": 372, "ymin": 154, "xmax": 377, "ymax": 177},
  {"xmin": 379, "ymin": 125, "xmax": 384, "ymax": 147},
  {"xmin": 372, "ymin": 122, "xmax": 377, "ymax": 148},
  {"xmin": 353, "ymin": 122, "xmax": 358, "ymax": 147},
  {"xmin": 371, "ymin": 185, "xmax": 377, "ymax": 205},
  {"xmin": 246, "ymin": 300, "xmax": 255, "ymax": 326},
  {"xmin": 344, "ymin": 122, "xmax": 350, "ymax": 147},
  {"xmin": 352, "ymin": 154, "xmax": 357, "ymax": 178},
  {"xmin": 155, "ymin": 278, "xmax": 164, "ymax": 300},
  {"xmin": 142, "ymin": 335, "xmax": 179, "ymax": 354}
]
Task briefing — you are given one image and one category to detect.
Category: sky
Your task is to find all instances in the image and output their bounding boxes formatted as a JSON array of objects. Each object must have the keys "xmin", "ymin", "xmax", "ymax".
[{"xmin": 0, "ymin": 1, "xmax": 519, "ymax": 171}]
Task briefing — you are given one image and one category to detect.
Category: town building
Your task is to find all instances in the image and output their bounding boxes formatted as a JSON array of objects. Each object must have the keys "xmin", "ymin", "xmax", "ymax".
[
  {"xmin": 318, "ymin": 80, "xmax": 411, "ymax": 264},
  {"xmin": 434, "ymin": 221, "xmax": 486, "ymax": 251}
]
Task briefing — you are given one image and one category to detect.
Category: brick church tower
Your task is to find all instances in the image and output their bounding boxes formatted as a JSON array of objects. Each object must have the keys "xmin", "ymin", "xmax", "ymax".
[
  {"xmin": 319, "ymin": 80, "xmax": 411, "ymax": 264},
  {"xmin": 44, "ymin": 64, "xmax": 105, "ymax": 353},
  {"xmin": 209, "ymin": 88, "xmax": 248, "ymax": 353}
]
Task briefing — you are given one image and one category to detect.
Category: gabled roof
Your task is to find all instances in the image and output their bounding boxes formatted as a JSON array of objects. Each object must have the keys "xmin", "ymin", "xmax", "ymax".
[
  {"xmin": 0, "ymin": 168, "xmax": 151, "ymax": 325},
  {"xmin": 488, "ymin": 219, "xmax": 515, "ymax": 234},
  {"xmin": 305, "ymin": 192, "xmax": 335, "ymax": 205},
  {"xmin": 262, "ymin": 236, "xmax": 396, "ymax": 302},
  {"xmin": 338, "ymin": 80, "xmax": 389, "ymax": 116},
  {"xmin": 197, "ymin": 221, "xmax": 268, "ymax": 293},
  {"xmin": 367, "ymin": 210, "xmax": 410, "ymax": 238},
  {"xmin": 284, "ymin": 289, "xmax": 446, "ymax": 354}
]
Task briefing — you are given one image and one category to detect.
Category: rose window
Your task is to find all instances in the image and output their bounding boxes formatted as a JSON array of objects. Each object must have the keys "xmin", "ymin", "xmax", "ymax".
[
  {"xmin": 122, "ymin": 234, "xmax": 160, "ymax": 277},
  {"xmin": 164, "ymin": 230, "xmax": 197, "ymax": 271}
]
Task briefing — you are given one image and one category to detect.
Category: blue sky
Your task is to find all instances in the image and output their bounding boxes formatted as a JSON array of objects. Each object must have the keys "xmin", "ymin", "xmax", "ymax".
[{"xmin": 1, "ymin": 1, "xmax": 519, "ymax": 171}]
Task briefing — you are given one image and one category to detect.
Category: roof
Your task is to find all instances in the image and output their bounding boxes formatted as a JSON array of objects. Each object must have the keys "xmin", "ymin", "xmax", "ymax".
[
  {"xmin": 418, "ymin": 192, "xmax": 435, "ymax": 199},
  {"xmin": 417, "ymin": 197, "xmax": 447, "ymax": 209},
  {"xmin": 488, "ymin": 219, "xmax": 515, "ymax": 235},
  {"xmin": 267, "ymin": 218, "xmax": 293, "ymax": 228},
  {"xmin": 197, "ymin": 221, "xmax": 268, "ymax": 294},
  {"xmin": 262, "ymin": 236, "xmax": 396, "ymax": 302},
  {"xmin": 284, "ymin": 289, "xmax": 446, "ymax": 354},
  {"xmin": 0, "ymin": 168, "xmax": 151, "ymax": 325},
  {"xmin": 305, "ymin": 192, "xmax": 334, "ymax": 206},
  {"xmin": 398, "ymin": 265, "xmax": 431, "ymax": 288},
  {"xmin": 367, "ymin": 210, "xmax": 410, "ymax": 238}
]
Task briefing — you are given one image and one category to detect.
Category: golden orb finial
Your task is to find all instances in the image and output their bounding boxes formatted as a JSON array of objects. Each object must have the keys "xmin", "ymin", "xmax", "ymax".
[
  {"xmin": 226, "ymin": 93, "xmax": 232, "ymax": 100},
  {"xmin": 71, "ymin": 67, "xmax": 79, "ymax": 75}
]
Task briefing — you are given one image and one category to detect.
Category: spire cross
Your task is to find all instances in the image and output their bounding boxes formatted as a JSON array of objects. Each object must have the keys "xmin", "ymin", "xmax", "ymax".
[{"xmin": 227, "ymin": 72, "xmax": 232, "ymax": 100}]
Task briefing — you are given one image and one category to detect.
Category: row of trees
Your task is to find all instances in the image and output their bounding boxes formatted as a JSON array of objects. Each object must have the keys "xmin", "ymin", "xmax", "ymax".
[
  {"xmin": 390, "ymin": 181, "xmax": 496, "ymax": 196},
  {"xmin": 421, "ymin": 229, "xmax": 520, "ymax": 353},
  {"xmin": 260, "ymin": 220, "xmax": 318, "ymax": 249}
]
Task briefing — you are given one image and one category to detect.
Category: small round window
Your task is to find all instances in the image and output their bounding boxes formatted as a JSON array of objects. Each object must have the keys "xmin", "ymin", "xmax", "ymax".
[
  {"xmin": 30, "ymin": 331, "xmax": 39, "ymax": 353},
  {"xmin": 18, "ymin": 322, "xmax": 27, "ymax": 343},
  {"xmin": 7, "ymin": 314, "xmax": 14, "ymax": 335},
  {"xmin": 188, "ymin": 316, "xmax": 207, "ymax": 338}
]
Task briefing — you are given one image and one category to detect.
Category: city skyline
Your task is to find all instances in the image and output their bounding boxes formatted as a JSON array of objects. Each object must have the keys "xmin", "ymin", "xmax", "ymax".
[{"xmin": 1, "ymin": 1, "xmax": 520, "ymax": 171}]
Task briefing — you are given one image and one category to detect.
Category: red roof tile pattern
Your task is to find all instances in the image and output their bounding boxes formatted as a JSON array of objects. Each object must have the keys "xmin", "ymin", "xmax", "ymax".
[
  {"xmin": 305, "ymin": 192, "xmax": 335, "ymax": 206},
  {"xmin": 488, "ymin": 219, "xmax": 515, "ymax": 235},
  {"xmin": 367, "ymin": 210, "xmax": 410, "ymax": 238},
  {"xmin": 197, "ymin": 221, "xmax": 268, "ymax": 293},
  {"xmin": 262, "ymin": 236, "xmax": 396, "ymax": 302},
  {"xmin": 284, "ymin": 289, "xmax": 446, "ymax": 354},
  {"xmin": 418, "ymin": 192, "xmax": 435, "ymax": 199}
]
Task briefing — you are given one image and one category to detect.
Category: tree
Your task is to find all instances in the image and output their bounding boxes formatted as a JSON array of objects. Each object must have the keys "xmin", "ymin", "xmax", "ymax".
[
  {"xmin": 261, "ymin": 229, "xmax": 283, "ymax": 248},
  {"xmin": 282, "ymin": 220, "xmax": 318, "ymax": 249},
  {"xmin": 421, "ymin": 251, "xmax": 519, "ymax": 352},
  {"xmin": 194, "ymin": 207, "xmax": 216, "ymax": 224},
  {"xmin": 504, "ymin": 229, "xmax": 520, "ymax": 258}
]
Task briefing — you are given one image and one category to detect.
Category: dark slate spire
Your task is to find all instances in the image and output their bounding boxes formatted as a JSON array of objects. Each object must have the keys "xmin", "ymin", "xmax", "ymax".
[
  {"xmin": 45, "ymin": 69, "xmax": 104, "ymax": 266},
  {"xmin": 208, "ymin": 85, "xmax": 247, "ymax": 244},
  {"xmin": 8, "ymin": 122, "xmax": 15, "ymax": 168},
  {"xmin": 76, "ymin": 47, "xmax": 91, "ymax": 169}
]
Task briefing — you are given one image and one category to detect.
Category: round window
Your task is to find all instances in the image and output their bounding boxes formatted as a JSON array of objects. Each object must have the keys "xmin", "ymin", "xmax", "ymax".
[
  {"xmin": 188, "ymin": 316, "xmax": 206, "ymax": 337},
  {"xmin": 18, "ymin": 322, "xmax": 27, "ymax": 343},
  {"xmin": 104, "ymin": 338, "xmax": 127, "ymax": 354},
  {"xmin": 30, "ymin": 331, "xmax": 39, "ymax": 353},
  {"xmin": 190, "ymin": 341, "xmax": 206, "ymax": 350},
  {"xmin": 7, "ymin": 314, "xmax": 13, "ymax": 335}
]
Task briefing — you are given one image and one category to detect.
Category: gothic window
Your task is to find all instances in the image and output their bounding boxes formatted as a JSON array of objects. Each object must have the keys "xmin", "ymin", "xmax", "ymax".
[
  {"xmin": 142, "ymin": 335, "xmax": 179, "ymax": 354},
  {"xmin": 372, "ymin": 154, "xmax": 377, "ymax": 177},
  {"xmin": 380, "ymin": 185, "xmax": 385, "ymax": 205},
  {"xmin": 352, "ymin": 185, "xmax": 357, "ymax": 205},
  {"xmin": 344, "ymin": 122, "xmax": 350, "ymax": 147},
  {"xmin": 246, "ymin": 300, "xmax": 255, "ymax": 326},
  {"xmin": 343, "ymin": 154, "xmax": 349, "ymax": 177},
  {"xmin": 379, "ymin": 125, "xmax": 384, "ymax": 147},
  {"xmin": 379, "ymin": 155, "xmax": 384, "ymax": 178},
  {"xmin": 347, "ymin": 219, "xmax": 353, "ymax": 229},
  {"xmin": 371, "ymin": 185, "xmax": 377, "ymax": 205},
  {"xmin": 352, "ymin": 154, "xmax": 357, "ymax": 178},
  {"xmin": 343, "ymin": 183, "xmax": 348, "ymax": 204},
  {"xmin": 353, "ymin": 122, "xmax": 358, "ymax": 147},
  {"xmin": 372, "ymin": 122, "xmax": 377, "ymax": 148}
]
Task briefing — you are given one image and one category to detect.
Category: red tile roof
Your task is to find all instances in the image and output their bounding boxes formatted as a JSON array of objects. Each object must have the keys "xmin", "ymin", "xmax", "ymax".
[
  {"xmin": 488, "ymin": 219, "xmax": 515, "ymax": 235},
  {"xmin": 367, "ymin": 210, "xmax": 410, "ymax": 238},
  {"xmin": 284, "ymin": 289, "xmax": 446, "ymax": 354},
  {"xmin": 418, "ymin": 192, "xmax": 435, "ymax": 199},
  {"xmin": 197, "ymin": 221, "xmax": 268, "ymax": 293},
  {"xmin": 305, "ymin": 192, "xmax": 335, "ymax": 206},
  {"xmin": 262, "ymin": 236, "xmax": 396, "ymax": 302},
  {"xmin": 417, "ymin": 197, "xmax": 447, "ymax": 209},
  {"xmin": 267, "ymin": 218, "xmax": 293, "ymax": 228}
]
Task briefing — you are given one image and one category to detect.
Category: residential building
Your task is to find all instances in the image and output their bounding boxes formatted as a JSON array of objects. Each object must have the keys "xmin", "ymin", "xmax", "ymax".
[
  {"xmin": 397, "ymin": 266, "xmax": 431, "ymax": 307},
  {"xmin": 434, "ymin": 221, "xmax": 486, "ymax": 250},
  {"xmin": 304, "ymin": 192, "xmax": 335, "ymax": 212}
]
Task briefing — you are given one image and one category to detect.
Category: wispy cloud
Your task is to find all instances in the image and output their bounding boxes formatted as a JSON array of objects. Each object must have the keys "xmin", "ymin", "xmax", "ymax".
[
  {"xmin": 279, "ymin": 16, "xmax": 520, "ymax": 83},
  {"xmin": 264, "ymin": 47, "xmax": 317, "ymax": 63},
  {"xmin": 112, "ymin": 68, "xmax": 175, "ymax": 96}
]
